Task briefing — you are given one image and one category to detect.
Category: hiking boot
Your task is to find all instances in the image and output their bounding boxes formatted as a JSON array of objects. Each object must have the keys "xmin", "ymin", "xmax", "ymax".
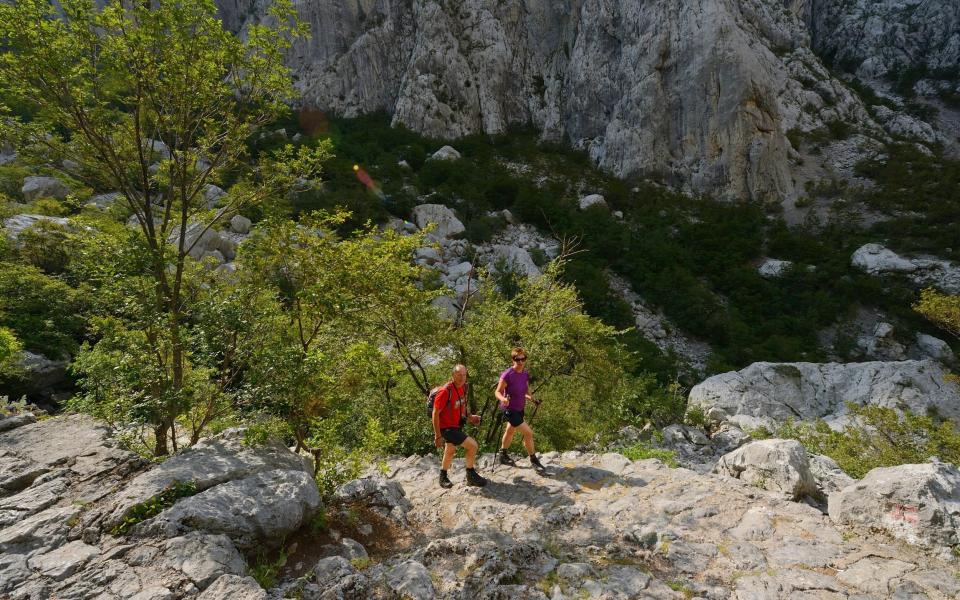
[
  {"xmin": 498, "ymin": 450, "xmax": 516, "ymax": 466},
  {"xmin": 466, "ymin": 468, "xmax": 487, "ymax": 487},
  {"xmin": 438, "ymin": 470, "xmax": 453, "ymax": 489},
  {"xmin": 530, "ymin": 454, "xmax": 546, "ymax": 473}
]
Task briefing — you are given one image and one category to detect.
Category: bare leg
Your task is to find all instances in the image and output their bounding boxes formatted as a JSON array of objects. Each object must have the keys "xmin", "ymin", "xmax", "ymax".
[
  {"xmin": 518, "ymin": 422, "xmax": 535, "ymax": 455},
  {"xmin": 442, "ymin": 443, "xmax": 456, "ymax": 470},
  {"xmin": 501, "ymin": 424, "xmax": 516, "ymax": 450},
  {"xmin": 463, "ymin": 437, "xmax": 478, "ymax": 469}
]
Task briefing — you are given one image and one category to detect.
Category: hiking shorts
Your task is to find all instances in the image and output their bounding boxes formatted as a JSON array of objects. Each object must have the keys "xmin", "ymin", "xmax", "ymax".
[
  {"xmin": 503, "ymin": 409, "xmax": 525, "ymax": 428},
  {"xmin": 440, "ymin": 427, "xmax": 468, "ymax": 446}
]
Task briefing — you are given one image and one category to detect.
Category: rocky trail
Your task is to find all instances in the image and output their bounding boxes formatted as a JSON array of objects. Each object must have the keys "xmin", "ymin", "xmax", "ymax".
[{"xmin": 1, "ymin": 413, "xmax": 959, "ymax": 599}]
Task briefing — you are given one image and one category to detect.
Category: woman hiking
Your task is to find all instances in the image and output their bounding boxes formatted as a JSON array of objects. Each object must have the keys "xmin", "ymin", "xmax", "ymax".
[{"xmin": 495, "ymin": 347, "xmax": 545, "ymax": 474}]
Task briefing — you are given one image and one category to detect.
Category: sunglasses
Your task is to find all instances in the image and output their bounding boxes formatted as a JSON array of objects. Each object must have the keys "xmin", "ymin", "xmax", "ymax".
[{"xmin": 513, "ymin": 356, "xmax": 527, "ymax": 362}]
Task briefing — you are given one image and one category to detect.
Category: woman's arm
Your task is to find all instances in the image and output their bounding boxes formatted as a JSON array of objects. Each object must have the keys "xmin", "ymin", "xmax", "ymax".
[{"xmin": 495, "ymin": 378, "xmax": 509, "ymax": 405}]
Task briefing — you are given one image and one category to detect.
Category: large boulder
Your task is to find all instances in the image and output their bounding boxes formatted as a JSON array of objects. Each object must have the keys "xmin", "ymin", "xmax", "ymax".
[
  {"xmin": 852, "ymin": 243, "xmax": 960, "ymax": 294},
  {"xmin": 828, "ymin": 461, "xmax": 960, "ymax": 559},
  {"xmin": 411, "ymin": 204, "xmax": 465, "ymax": 240},
  {"xmin": 21, "ymin": 176, "xmax": 70, "ymax": 202},
  {"xmin": 715, "ymin": 439, "xmax": 817, "ymax": 500},
  {"xmin": 688, "ymin": 360, "xmax": 960, "ymax": 430},
  {"xmin": 2, "ymin": 214, "xmax": 71, "ymax": 241},
  {"xmin": 99, "ymin": 429, "xmax": 311, "ymax": 531},
  {"xmin": 428, "ymin": 145, "xmax": 461, "ymax": 161},
  {"xmin": 334, "ymin": 476, "xmax": 411, "ymax": 522},
  {"xmin": 487, "ymin": 244, "xmax": 541, "ymax": 278},
  {"xmin": 135, "ymin": 469, "xmax": 321, "ymax": 549}
]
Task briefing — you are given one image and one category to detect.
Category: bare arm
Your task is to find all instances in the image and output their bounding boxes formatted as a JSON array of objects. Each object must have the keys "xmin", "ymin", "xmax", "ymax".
[
  {"xmin": 495, "ymin": 378, "xmax": 509, "ymax": 405},
  {"xmin": 432, "ymin": 389, "xmax": 446, "ymax": 447}
]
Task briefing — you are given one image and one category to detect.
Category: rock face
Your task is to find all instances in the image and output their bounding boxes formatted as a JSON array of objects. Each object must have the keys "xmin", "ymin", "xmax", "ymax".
[
  {"xmin": 98, "ymin": 429, "xmax": 313, "ymax": 533},
  {"xmin": 807, "ymin": 0, "xmax": 960, "ymax": 81},
  {"xmin": 411, "ymin": 203, "xmax": 465, "ymax": 240},
  {"xmin": 326, "ymin": 452, "xmax": 958, "ymax": 599},
  {"xmin": 2, "ymin": 214, "xmax": 71, "ymax": 241},
  {"xmin": 852, "ymin": 243, "xmax": 960, "ymax": 294},
  {"xmin": 20, "ymin": 176, "xmax": 70, "ymax": 202},
  {"xmin": 829, "ymin": 461, "xmax": 960, "ymax": 560},
  {"xmin": 216, "ymin": 0, "xmax": 885, "ymax": 202},
  {"xmin": 688, "ymin": 359, "xmax": 960, "ymax": 429},
  {"xmin": 0, "ymin": 415, "xmax": 325, "ymax": 599},
  {"xmin": 715, "ymin": 439, "xmax": 818, "ymax": 500}
]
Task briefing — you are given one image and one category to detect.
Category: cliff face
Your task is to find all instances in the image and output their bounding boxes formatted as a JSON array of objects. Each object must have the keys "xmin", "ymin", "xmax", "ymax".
[
  {"xmin": 215, "ymin": 0, "xmax": 941, "ymax": 202},
  {"xmin": 807, "ymin": 0, "xmax": 960, "ymax": 79}
]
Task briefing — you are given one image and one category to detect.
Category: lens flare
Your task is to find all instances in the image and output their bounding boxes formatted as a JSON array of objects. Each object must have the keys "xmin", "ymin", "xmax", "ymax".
[{"xmin": 353, "ymin": 163, "xmax": 385, "ymax": 201}]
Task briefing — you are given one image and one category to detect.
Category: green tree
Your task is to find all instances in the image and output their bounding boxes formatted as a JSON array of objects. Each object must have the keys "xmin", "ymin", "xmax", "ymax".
[
  {"xmin": 237, "ymin": 212, "xmax": 434, "ymax": 463},
  {"xmin": 457, "ymin": 259, "xmax": 630, "ymax": 447},
  {"xmin": 0, "ymin": 0, "xmax": 330, "ymax": 454}
]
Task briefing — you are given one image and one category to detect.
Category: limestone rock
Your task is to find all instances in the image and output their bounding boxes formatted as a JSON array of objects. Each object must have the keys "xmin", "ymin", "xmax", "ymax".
[
  {"xmin": 101, "ymin": 429, "xmax": 311, "ymax": 530},
  {"xmin": 197, "ymin": 574, "xmax": 266, "ymax": 600},
  {"xmin": 229, "ymin": 215, "xmax": 251, "ymax": 234},
  {"xmin": 27, "ymin": 541, "xmax": 99, "ymax": 581},
  {"xmin": 386, "ymin": 560, "xmax": 434, "ymax": 600},
  {"xmin": 828, "ymin": 461, "xmax": 960, "ymax": 558},
  {"xmin": 852, "ymin": 243, "xmax": 960, "ymax": 294},
  {"xmin": 807, "ymin": 0, "xmax": 960, "ymax": 81},
  {"xmin": 2, "ymin": 214, "xmax": 71, "ymax": 241},
  {"xmin": 218, "ymin": 0, "xmax": 881, "ymax": 202},
  {"xmin": 203, "ymin": 184, "xmax": 227, "ymax": 208},
  {"xmin": 87, "ymin": 192, "xmax": 122, "ymax": 209},
  {"xmin": 757, "ymin": 258, "xmax": 793, "ymax": 278},
  {"xmin": 578, "ymin": 194, "xmax": 606, "ymax": 210},
  {"xmin": 21, "ymin": 176, "xmax": 70, "ymax": 202},
  {"xmin": 688, "ymin": 359, "xmax": 960, "ymax": 429},
  {"xmin": 916, "ymin": 333, "xmax": 955, "ymax": 363},
  {"xmin": 160, "ymin": 532, "xmax": 247, "ymax": 590},
  {"xmin": 487, "ymin": 244, "xmax": 540, "ymax": 278},
  {"xmin": 715, "ymin": 439, "xmax": 817, "ymax": 500},
  {"xmin": 807, "ymin": 453, "xmax": 855, "ymax": 495},
  {"xmin": 411, "ymin": 204, "xmax": 464, "ymax": 240},
  {"xmin": 428, "ymin": 145, "xmax": 461, "ymax": 161},
  {"xmin": 18, "ymin": 351, "xmax": 69, "ymax": 397},
  {"xmin": 136, "ymin": 469, "xmax": 320, "ymax": 549},
  {"xmin": 333, "ymin": 476, "xmax": 411, "ymax": 522}
]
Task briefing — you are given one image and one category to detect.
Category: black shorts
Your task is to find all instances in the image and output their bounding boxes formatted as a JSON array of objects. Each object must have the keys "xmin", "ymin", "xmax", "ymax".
[
  {"xmin": 503, "ymin": 409, "xmax": 525, "ymax": 427},
  {"xmin": 440, "ymin": 428, "xmax": 468, "ymax": 446}
]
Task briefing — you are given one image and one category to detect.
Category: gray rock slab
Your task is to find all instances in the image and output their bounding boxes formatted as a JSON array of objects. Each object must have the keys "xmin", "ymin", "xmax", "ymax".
[
  {"xmin": 137, "ymin": 469, "xmax": 320, "ymax": 548},
  {"xmin": 103, "ymin": 430, "xmax": 310, "ymax": 528},
  {"xmin": 27, "ymin": 540, "xmax": 99, "ymax": 581},
  {"xmin": 715, "ymin": 439, "xmax": 817, "ymax": 500},
  {"xmin": 197, "ymin": 574, "xmax": 266, "ymax": 600},
  {"xmin": 386, "ymin": 560, "xmax": 434, "ymax": 600},
  {"xmin": 160, "ymin": 532, "xmax": 247, "ymax": 589},
  {"xmin": 829, "ymin": 461, "xmax": 960, "ymax": 557}
]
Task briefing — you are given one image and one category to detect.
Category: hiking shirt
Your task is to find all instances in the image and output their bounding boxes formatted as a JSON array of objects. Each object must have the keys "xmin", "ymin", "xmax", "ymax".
[
  {"xmin": 436, "ymin": 383, "xmax": 467, "ymax": 429},
  {"xmin": 500, "ymin": 368, "xmax": 529, "ymax": 411}
]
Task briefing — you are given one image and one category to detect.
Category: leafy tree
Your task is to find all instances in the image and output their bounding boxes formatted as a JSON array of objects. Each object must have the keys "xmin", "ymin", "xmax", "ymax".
[
  {"xmin": 0, "ymin": 0, "xmax": 330, "ymax": 454},
  {"xmin": 456, "ymin": 259, "xmax": 630, "ymax": 447},
  {"xmin": 236, "ymin": 212, "xmax": 434, "ymax": 463}
]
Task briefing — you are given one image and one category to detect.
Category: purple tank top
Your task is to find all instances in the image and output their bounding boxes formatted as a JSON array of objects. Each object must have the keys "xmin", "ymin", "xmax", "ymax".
[{"xmin": 500, "ymin": 368, "xmax": 529, "ymax": 411}]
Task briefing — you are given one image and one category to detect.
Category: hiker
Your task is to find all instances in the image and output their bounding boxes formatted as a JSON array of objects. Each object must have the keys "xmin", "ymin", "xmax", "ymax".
[
  {"xmin": 432, "ymin": 364, "xmax": 487, "ymax": 488},
  {"xmin": 495, "ymin": 347, "xmax": 545, "ymax": 473}
]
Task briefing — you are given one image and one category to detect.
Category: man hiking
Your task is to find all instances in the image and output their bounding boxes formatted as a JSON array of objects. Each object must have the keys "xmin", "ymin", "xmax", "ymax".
[
  {"xmin": 495, "ymin": 347, "xmax": 545, "ymax": 474},
  {"xmin": 433, "ymin": 364, "xmax": 487, "ymax": 488}
]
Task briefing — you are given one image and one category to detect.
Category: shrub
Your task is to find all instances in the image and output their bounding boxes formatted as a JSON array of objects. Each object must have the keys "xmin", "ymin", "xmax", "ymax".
[
  {"xmin": 0, "ymin": 262, "xmax": 84, "ymax": 357},
  {"xmin": 773, "ymin": 404, "xmax": 960, "ymax": 478},
  {"xmin": 619, "ymin": 442, "xmax": 678, "ymax": 467},
  {"xmin": 16, "ymin": 220, "xmax": 75, "ymax": 273},
  {"xmin": 111, "ymin": 480, "xmax": 197, "ymax": 535}
]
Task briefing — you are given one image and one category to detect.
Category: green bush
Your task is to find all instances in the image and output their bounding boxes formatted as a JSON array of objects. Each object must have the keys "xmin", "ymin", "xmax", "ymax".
[
  {"xmin": 773, "ymin": 404, "xmax": 960, "ymax": 478},
  {"xmin": 0, "ymin": 262, "xmax": 85, "ymax": 357},
  {"xmin": 619, "ymin": 442, "xmax": 678, "ymax": 467}
]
